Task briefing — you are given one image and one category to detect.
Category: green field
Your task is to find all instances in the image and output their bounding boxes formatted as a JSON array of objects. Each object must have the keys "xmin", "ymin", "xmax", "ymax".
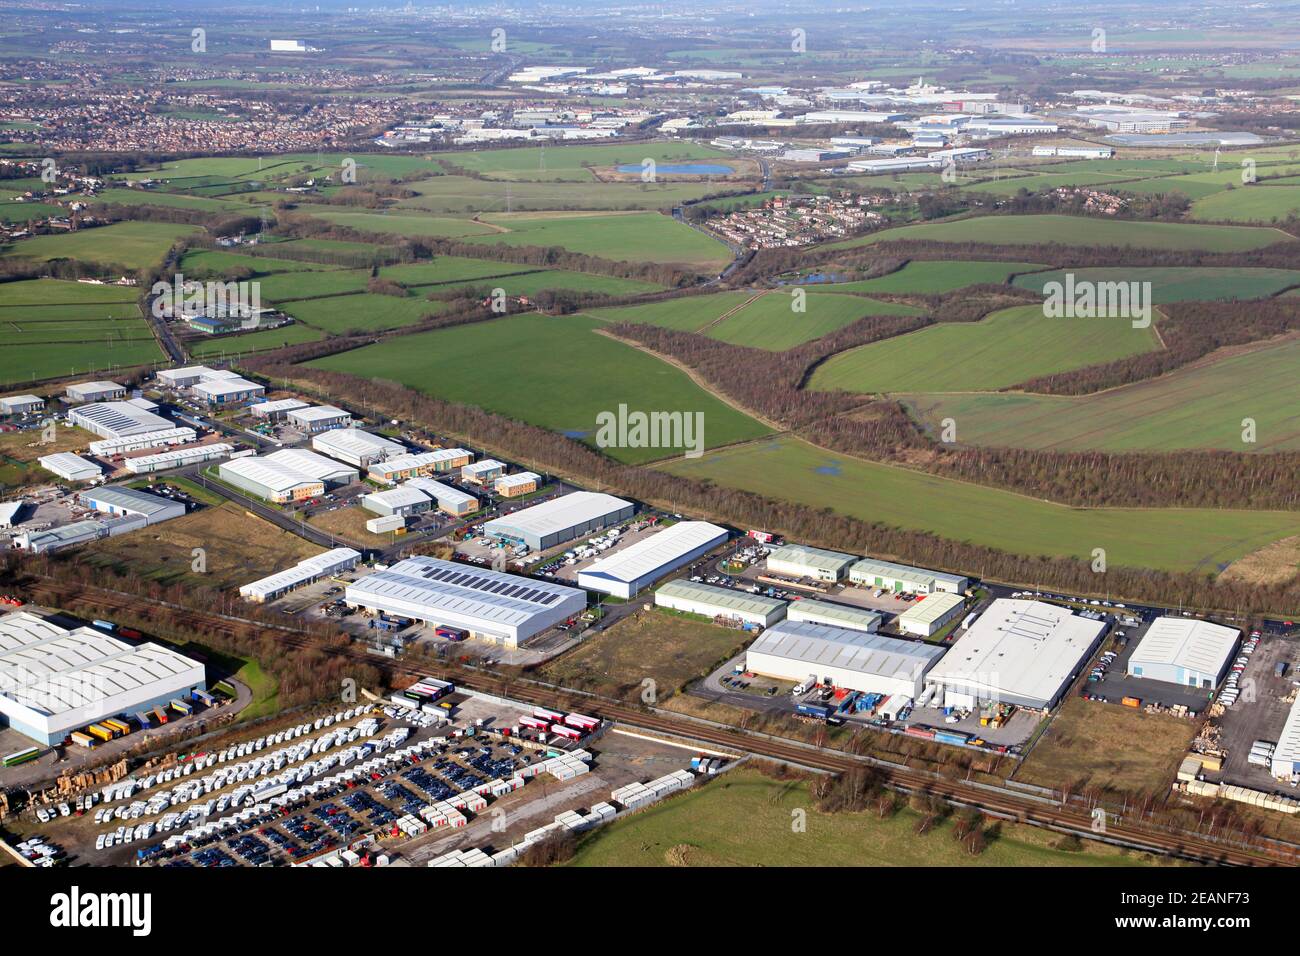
[
  {"xmin": 709, "ymin": 292, "xmax": 922, "ymax": 350},
  {"xmin": 568, "ymin": 768, "xmax": 1162, "ymax": 867},
  {"xmin": 810, "ymin": 304, "xmax": 1159, "ymax": 393},
  {"xmin": 959, "ymin": 169, "xmax": 1138, "ymax": 197},
  {"xmin": 0, "ymin": 278, "xmax": 139, "ymax": 305},
  {"xmin": 464, "ymin": 211, "xmax": 732, "ymax": 268},
  {"xmin": 662, "ymin": 436, "xmax": 1300, "ymax": 573},
  {"xmin": 821, "ymin": 260, "xmax": 1047, "ymax": 295},
  {"xmin": 1014, "ymin": 266, "xmax": 1300, "ymax": 301},
  {"xmin": 309, "ymin": 313, "xmax": 772, "ymax": 463},
  {"xmin": 301, "ymin": 207, "xmax": 499, "ymax": 239},
  {"xmin": 1191, "ymin": 185, "xmax": 1300, "ymax": 222},
  {"xmin": 187, "ymin": 323, "xmax": 326, "ymax": 358},
  {"xmin": 428, "ymin": 141, "xmax": 735, "ymax": 182},
  {"xmin": 397, "ymin": 175, "xmax": 730, "ymax": 213},
  {"xmin": 828, "ymin": 214, "xmax": 1293, "ymax": 252},
  {"xmin": 588, "ymin": 292, "xmax": 756, "ymax": 331},
  {"xmin": 279, "ymin": 293, "xmax": 445, "ymax": 334},
  {"xmin": 902, "ymin": 338, "xmax": 1300, "ymax": 453},
  {"xmin": 92, "ymin": 187, "xmax": 257, "ymax": 215},
  {"xmin": 0, "ymin": 221, "xmax": 200, "ymax": 270},
  {"xmin": 178, "ymin": 249, "xmax": 334, "ymax": 276}
]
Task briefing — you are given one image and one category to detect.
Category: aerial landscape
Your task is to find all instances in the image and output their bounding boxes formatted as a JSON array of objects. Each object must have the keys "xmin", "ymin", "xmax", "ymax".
[{"xmin": 0, "ymin": 0, "xmax": 1297, "ymax": 926}]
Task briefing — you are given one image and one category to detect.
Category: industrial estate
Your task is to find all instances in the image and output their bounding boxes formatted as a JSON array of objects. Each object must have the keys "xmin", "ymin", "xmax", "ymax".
[{"xmin": 0, "ymin": 1, "xmax": 1298, "ymax": 910}]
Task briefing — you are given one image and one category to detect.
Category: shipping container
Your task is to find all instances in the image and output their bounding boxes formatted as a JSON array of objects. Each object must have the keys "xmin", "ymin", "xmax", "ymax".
[
  {"xmin": 518, "ymin": 716, "xmax": 551, "ymax": 731},
  {"xmin": 795, "ymin": 701, "xmax": 830, "ymax": 719},
  {"xmin": 70, "ymin": 732, "xmax": 96, "ymax": 749},
  {"xmin": 87, "ymin": 724, "xmax": 114, "ymax": 743},
  {"xmin": 1121, "ymin": 697, "xmax": 1142, "ymax": 708},
  {"xmin": 170, "ymin": 699, "xmax": 192, "ymax": 717},
  {"xmin": 102, "ymin": 718, "xmax": 130, "ymax": 736},
  {"xmin": 564, "ymin": 713, "xmax": 599, "ymax": 731},
  {"xmin": 134, "ymin": 711, "xmax": 152, "ymax": 729},
  {"xmin": 533, "ymin": 707, "xmax": 565, "ymax": 723},
  {"xmin": 435, "ymin": 626, "xmax": 468, "ymax": 642},
  {"xmin": 550, "ymin": 725, "xmax": 582, "ymax": 741}
]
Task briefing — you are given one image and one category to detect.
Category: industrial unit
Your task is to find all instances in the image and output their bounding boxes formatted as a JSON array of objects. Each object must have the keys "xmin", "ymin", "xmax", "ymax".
[
  {"xmin": 1272, "ymin": 696, "xmax": 1300, "ymax": 780},
  {"xmin": 848, "ymin": 558, "xmax": 968, "ymax": 594},
  {"xmin": 368, "ymin": 449, "xmax": 473, "ymax": 484},
  {"xmin": 1126, "ymin": 617, "xmax": 1241, "ymax": 689},
  {"xmin": 0, "ymin": 394, "xmax": 44, "ymax": 416},
  {"xmin": 0, "ymin": 501, "xmax": 25, "ymax": 528},
  {"xmin": 287, "ymin": 405, "xmax": 353, "ymax": 434},
  {"xmin": 80, "ymin": 486, "xmax": 186, "ymax": 525},
  {"xmin": 123, "ymin": 443, "xmax": 233, "ymax": 474},
  {"xmin": 344, "ymin": 556, "xmax": 587, "ymax": 647},
  {"xmin": 88, "ymin": 427, "xmax": 196, "ymax": 457},
  {"xmin": 14, "ymin": 517, "xmax": 144, "ymax": 554},
  {"xmin": 263, "ymin": 448, "xmax": 358, "ymax": 486},
  {"xmin": 38, "ymin": 452, "xmax": 102, "ymax": 483},
  {"xmin": 0, "ymin": 610, "xmax": 206, "ymax": 745},
  {"xmin": 925, "ymin": 599, "xmax": 1107, "ymax": 710},
  {"xmin": 405, "ymin": 477, "xmax": 479, "ymax": 516},
  {"xmin": 239, "ymin": 548, "xmax": 362, "ymax": 603},
  {"xmin": 577, "ymin": 520, "xmax": 729, "ymax": 599},
  {"xmin": 461, "ymin": 459, "xmax": 505, "ymax": 484},
  {"xmin": 482, "ymin": 491, "xmax": 633, "ymax": 551},
  {"xmin": 312, "ymin": 428, "xmax": 405, "ymax": 468},
  {"xmin": 155, "ymin": 366, "xmax": 234, "ymax": 390},
  {"xmin": 494, "ymin": 472, "xmax": 540, "ymax": 497},
  {"xmin": 191, "ymin": 376, "xmax": 265, "ymax": 406},
  {"xmin": 765, "ymin": 544, "xmax": 856, "ymax": 583},
  {"xmin": 654, "ymin": 579, "xmax": 787, "ymax": 628},
  {"xmin": 217, "ymin": 456, "xmax": 325, "ymax": 503},
  {"xmin": 249, "ymin": 398, "xmax": 309, "ymax": 420},
  {"xmin": 746, "ymin": 620, "xmax": 945, "ymax": 699},
  {"xmin": 69, "ymin": 401, "xmax": 174, "ymax": 440},
  {"xmin": 896, "ymin": 591, "xmax": 966, "ymax": 638},
  {"xmin": 64, "ymin": 381, "xmax": 126, "ymax": 404},
  {"xmin": 786, "ymin": 599, "xmax": 882, "ymax": 633},
  {"xmin": 360, "ymin": 486, "xmax": 433, "ymax": 518}
]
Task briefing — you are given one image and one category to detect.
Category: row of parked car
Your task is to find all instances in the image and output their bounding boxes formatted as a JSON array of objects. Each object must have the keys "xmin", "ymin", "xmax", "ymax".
[{"xmin": 1219, "ymin": 631, "xmax": 1262, "ymax": 708}]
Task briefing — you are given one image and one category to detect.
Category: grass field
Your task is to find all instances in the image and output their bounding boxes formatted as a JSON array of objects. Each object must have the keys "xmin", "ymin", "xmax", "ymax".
[
  {"xmin": 187, "ymin": 323, "xmax": 326, "ymax": 358},
  {"xmin": 1191, "ymin": 184, "xmax": 1300, "ymax": 222},
  {"xmin": 178, "ymin": 249, "xmax": 334, "ymax": 277},
  {"xmin": 300, "ymin": 207, "xmax": 500, "ymax": 239},
  {"xmin": 661, "ymin": 436, "xmax": 1300, "ymax": 573},
  {"xmin": 539, "ymin": 607, "xmax": 750, "ymax": 701},
  {"xmin": 568, "ymin": 767, "xmax": 1165, "ymax": 867},
  {"xmin": 823, "ymin": 260, "xmax": 1047, "ymax": 294},
  {"xmin": 708, "ymin": 291, "xmax": 922, "ymax": 350},
  {"xmin": 308, "ymin": 313, "xmax": 772, "ymax": 463},
  {"xmin": 0, "ymin": 278, "xmax": 139, "ymax": 305},
  {"xmin": 80, "ymin": 502, "xmax": 320, "ymax": 589},
  {"xmin": 1017, "ymin": 696, "xmax": 1197, "ymax": 796},
  {"xmin": 279, "ymin": 293, "xmax": 445, "ymax": 334},
  {"xmin": 0, "ymin": 425, "xmax": 93, "ymax": 489},
  {"xmin": 0, "ymin": 221, "xmax": 200, "ymax": 270},
  {"xmin": 397, "ymin": 175, "xmax": 728, "ymax": 213},
  {"xmin": 810, "ymin": 304, "xmax": 1159, "ymax": 393},
  {"xmin": 92, "ymin": 187, "xmax": 258, "ymax": 215},
  {"xmin": 307, "ymin": 506, "xmax": 397, "ymax": 549},
  {"xmin": 1014, "ymin": 266, "xmax": 1300, "ymax": 301},
  {"xmin": 428, "ymin": 141, "xmax": 734, "ymax": 182},
  {"xmin": 901, "ymin": 337, "xmax": 1300, "ymax": 452},
  {"xmin": 588, "ymin": 292, "xmax": 756, "ymax": 331},
  {"xmin": 464, "ymin": 211, "xmax": 732, "ymax": 268},
  {"xmin": 827, "ymin": 214, "xmax": 1293, "ymax": 252}
]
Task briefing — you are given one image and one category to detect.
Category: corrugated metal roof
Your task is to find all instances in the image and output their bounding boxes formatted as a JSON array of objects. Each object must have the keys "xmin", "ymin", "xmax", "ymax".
[
  {"xmin": 580, "ymin": 521, "xmax": 727, "ymax": 585},
  {"xmin": 849, "ymin": 557, "xmax": 967, "ymax": 589},
  {"xmin": 240, "ymin": 548, "xmax": 360, "ymax": 600},
  {"xmin": 786, "ymin": 599, "xmax": 882, "ymax": 632},
  {"xmin": 1129, "ymin": 617, "xmax": 1239, "ymax": 675},
  {"xmin": 264, "ymin": 449, "xmax": 357, "ymax": 483},
  {"xmin": 70, "ymin": 401, "xmax": 172, "ymax": 437},
  {"xmin": 1274, "ymin": 697, "xmax": 1300, "ymax": 770},
  {"xmin": 405, "ymin": 477, "xmax": 476, "ymax": 509},
  {"xmin": 220, "ymin": 456, "xmax": 322, "ymax": 494},
  {"xmin": 363, "ymin": 486, "xmax": 430, "ymax": 509},
  {"xmin": 656, "ymin": 579, "xmax": 786, "ymax": 616},
  {"xmin": 484, "ymin": 491, "xmax": 631, "ymax": 539},
  {"xmin": 313, "ymin": 428, "xmax": 404, "ymax": 460},
  {"xmin": 749, "ymin": 620, "xmax": 942, "ymax": 675},
  {"xmin": 82, "ymin": 486, "xmax": 181, "ymax": 520},
  {"xmin": 767, "ymin": 543, "xmax": 856, "ymax": 573},
  {"xmin": 897, "ymin": 591, "xmax": 965, "ymax": 626},
  {"xmin": 39, "ymin": 452, "xmax": 101, "ymax": 479}
]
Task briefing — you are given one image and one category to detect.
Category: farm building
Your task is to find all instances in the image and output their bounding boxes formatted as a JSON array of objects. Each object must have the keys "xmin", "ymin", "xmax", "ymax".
[
  {"xmin": 360, "ymin": 486, "xmax": 433, "ymax": 518},
  {"xmin": 654, "ymin": 579, "xmax": 787, "ymax": 628},
  {"xmin": 38, "ymin": 452, "xmax": 102, "ymax": 483},
  {"xmin": 65, "ymin": 381, "xmax": 126, "ymax": 404},
  {"xmin": 239, "ymin": 548, "xmax": 362, "ymax": 603},
  {"xmin": 0, "ymin": 609, "xmax": 206, "ymax": 746},
  {"xmin": 786, "ymin": 599, "xmax": 881, "ymax": 633},
  {"xmin": 925, "ymin": 599, "xmax": 1107, "ymax": 710},
  {"xmin": 848, "ymin": 558, "xmax": 967, "ymax": 595},
  {"xmin": 287, "ymin": 405, "xmax": 352, "ymax": 434},
  {"xmin": 0, "ymin": 394, "xmax": 44, "ymax": 416},
  {"xmin": 462, "ymin": 459, "xmax": 505, "ymax": 484},
  {"xmin": 191, "ymin": 376, "xmax": 265, "ymax": 406},
  {"xmin": 80, "ymin": 486, "xmax": 186, "ymax": 525},
  {"xmin": 217, "ymin": 456, "xmax": 325, "ymax": 503},
  {"xmin": 483, "ymin": 491, "xmax": 633, "ymax": 551},
  {"xmin": 578, "ymin": 521, "xmax": 729, "ymax": 599},
  {"xmin": 249, "ymin": 398, "xmax": 309, "ymax": 421},
  {"xmin": 263, "ymin": 448, "xmax": 358, "ymax": 486},
  {"xmin": 1126, "ymin": 617, "xmax": 1240, "ymax": 689},
  {"xmin": 405, "ymin": 477, "xmax": 478, "ymax": 516},
  {"xmin": 1271, "ymin": 696, "xmax": 1300, "ymax": 780},
  {"xmin": 766, "ymin": 544, "xmax": 856, "ymax": 583},
  {"xmin": 88, "ymin": 427, "xmax": 196, "ymax": 457},
  {"xmin": 896, "ymin": 592, "xmax": 966, "ymax": 638},
  {"xmin": 368, "ymin": 449, "xmax": 473, "ymax": 484},
  {"xmin": 312, "ymin": 428, "xmax": 405, "ymax": 468},
  {"xmin": 746, "ymin": 620, "xmax": 944, "ymax": 699},
  {"xmin": 345, "ymin": 556, "xmax": 587, "ymax": 647},
  {"xmin": 123, "ymin": 443, "xmax": 233, "ymax": 474},
  {"xmin": 494, "ymin": 472, "xmax": 539, "ymax": 497},
  {"xmin": 68, "ymin": 401, "xmax": 174, "ymax": 440}
]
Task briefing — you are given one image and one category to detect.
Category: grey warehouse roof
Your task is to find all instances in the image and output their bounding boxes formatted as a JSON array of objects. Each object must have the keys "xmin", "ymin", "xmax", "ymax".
[
  {"xmin": 749, "ymin": 620, "xmax": 944, "ymax": 675},
  {"xmin": 1130, "ymin": 617, "xmax": 1239, "ymax": 675},
  {"xmin": 484, "ymin": 491, "xmax": 631, "ymax": 539},
  {"xmin": 656, "ymin": 579, "xmax": 786, "ymax": 616}
]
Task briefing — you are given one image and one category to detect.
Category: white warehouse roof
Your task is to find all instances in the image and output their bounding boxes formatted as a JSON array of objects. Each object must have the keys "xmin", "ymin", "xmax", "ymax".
[
  {"xmin": 70, "ymin": 401, "xmax": 173, "ymax": 438},
  {"xmin": 263, "ymin": 448, "xmax": 358, "ymax": 484},
  {"xmin": 749, "ymin": 620, "xmax": 944, "ymax": 677},
  {"xmin": 239, "ymin": 548, "xmax": 361, "ymax": 602},
  {"xmin": 484, "ymin": 491, "xmax": 631, "ymax": 540},
  {"xmin": 313, "ymin": 428, "xmax": 405, "ymax": 462},
  {"xmin": 926, "ymin": 599, "xmax": 1107, "ymax": 709},
  {"xmin": 1129, "ymin": 617, "xmax": 1240, "ymax": 677},
  {"xmin": 580, "ymin": 521, "xmax": 727, "ymax": 588}
]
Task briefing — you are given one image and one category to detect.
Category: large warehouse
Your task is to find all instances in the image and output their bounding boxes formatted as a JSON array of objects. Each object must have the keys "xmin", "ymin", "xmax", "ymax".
[
  {"xmin": 896, "ymin": 591, "xmax": 966, "ymax": 638},
  {"xmin": 766, "ymin": 543, "xmax": 856, "ymax": 583},
  {"xmin": 848, "ymin": 558, "xmax": 968, "ymax": 595},
  {"xmin": 1127, "ymin": 617, "xmax": 1240, "ymax": 689},
  {"xmin": 80, "ymin": 486, "xmax": 186, "ymax": 525},
  {"xmin": 655, "ymin": 579, "xmax": 787, "ymax": 628},
  {"xmin": 925, "ymin": 599, "xmax": 1107, "ymax": 711},
  {"xmin": 483, "ymin": 491, "xmax": 634, "ymax": 552},
  {"xmin": 217, "ymin": 456, "xmax": 325, "ymax": 503},
  {"xmin": 264, "ymin": 449, "xmax": 358, "ymax": 486},
  {"xmin": 65, "ymin": 381, "xmax": 126, "ymax": 404},
  {"xmin": 1271, "ymin": 695, "xmax": 1300, "ymax": 781},
  {"xmin": 746, "ymin": 620, "xmax": 944, "ymax": 699},
  {"xmin": 68, "ymin": 401, "xmax": 174, "ymax": 440},
  {"xmin": 345, "ymin": 556, "xmax": 587, "ymax": 647},
  {"xmin": 786, "ymin": 599, "xmax": 881, "ymax": 633},
  {"xmin": 312, "ymin": 428, "xmax": 405, "ymax": 468},
  {"xmin": 0, "ymin": 610, "xmax": 206, "ymax": 745},
  {"xmin": 577, "ymin": 520, "xmax": 728, "ymax": 599}
]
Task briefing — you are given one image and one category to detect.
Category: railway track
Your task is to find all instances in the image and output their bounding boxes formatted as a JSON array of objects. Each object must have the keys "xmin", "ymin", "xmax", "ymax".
[{"xmin": 19, "ymin": 577, "xmax": 1297, "ymax": 868}]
